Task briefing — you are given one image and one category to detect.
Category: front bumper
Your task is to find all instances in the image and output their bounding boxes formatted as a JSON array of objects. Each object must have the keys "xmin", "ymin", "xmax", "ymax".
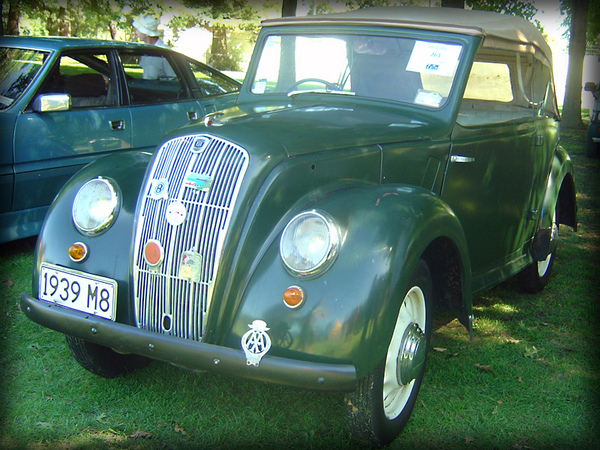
[{"xmin": 21, "ymin": 293, "xmax": 357, "ymax": 391}]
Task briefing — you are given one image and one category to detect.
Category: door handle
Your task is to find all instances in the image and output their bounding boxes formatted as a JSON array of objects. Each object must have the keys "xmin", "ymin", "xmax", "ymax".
[
  {"xmin": 188, "ymin": 111, "xmax": 198, "ymax": 120},
  {"xmin": 451, "ymin": 155, "xmax": 475, "ymax": 163},
  {"xmin": 534, "ymin": 135, "xmax": 544, "ymax": 146},
  {"xmin": 109, "ymin": 120, "xmax": 125, "ymax": 131}
]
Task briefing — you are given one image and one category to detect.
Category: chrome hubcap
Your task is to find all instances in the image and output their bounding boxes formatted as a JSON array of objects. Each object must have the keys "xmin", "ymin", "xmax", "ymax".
[
  {"xmin": 383, "ymin": 285, "xmax": 427, "ymax": 419},
  {"xmin": 396, "ymin": 322, "xmax": 426, "ymax": 385}
]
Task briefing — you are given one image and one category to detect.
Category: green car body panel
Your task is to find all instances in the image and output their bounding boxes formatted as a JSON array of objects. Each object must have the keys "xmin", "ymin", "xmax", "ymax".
[{"xmin": 21, "ymin": 6, "xmax": 577, "ymax": 444}]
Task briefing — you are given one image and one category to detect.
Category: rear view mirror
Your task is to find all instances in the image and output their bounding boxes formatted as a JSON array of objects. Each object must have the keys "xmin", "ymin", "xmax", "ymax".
[{"xmin": 31, "ymin": 94, "xmax": 71, "ymax": 112}]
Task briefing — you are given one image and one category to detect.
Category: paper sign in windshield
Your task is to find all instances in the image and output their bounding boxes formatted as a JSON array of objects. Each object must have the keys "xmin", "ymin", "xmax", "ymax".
[{"xmin": 406, "ymin": 41, "xmax": 461, "ymax": 78}]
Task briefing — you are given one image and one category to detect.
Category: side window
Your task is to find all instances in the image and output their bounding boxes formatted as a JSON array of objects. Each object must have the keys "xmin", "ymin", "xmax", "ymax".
[
  {"xmin": 119, "ymin": 50, "xmax": 190, "ymax": 105},
  {"xmin": 40, "ymin": 52, "xmax": 115, "ymax": 109},
  {"xmin": 186, "ymin": 59, "xmax": 239, "ymax": 97},
  {"xmin": 458, "ymin": 55, "xmax": 533, "ymax": 125},
  {"xmin": 463, "ymin": 61, "xmax": 513, "ymax": 102}
]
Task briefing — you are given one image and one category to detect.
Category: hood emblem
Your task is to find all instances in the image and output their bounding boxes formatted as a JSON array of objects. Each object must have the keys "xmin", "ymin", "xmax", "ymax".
[
  {"xmin": 191, "ymin": 136, "xmax": 210, "ymax": 153},
  {"xmin": 241, "ymin": 320, "xmax": 272, "ymax": 367}
]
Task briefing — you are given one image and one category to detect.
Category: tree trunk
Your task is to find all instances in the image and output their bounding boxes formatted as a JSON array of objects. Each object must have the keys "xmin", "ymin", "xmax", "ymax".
[
  {"xmin": 561, "ymin": 0, "xmax": 590, "ymax": 129},
  {"xmin": 7, "ymin": 0, "xmax": 20, "ymax": 35},
  {"xmin": 109, "ymin": 21, "xmax": 118, "ymax": 40},
  {"xmin": 209, "ymin": 25, "xmax": 229, "ymax": 69},
  {"xmin": 282, "ymin": 0, "xmax": 297, "ymax": 17},
  {"xmin": 58, "ymin": 6, "xmax": 71, "ymax": 37}
]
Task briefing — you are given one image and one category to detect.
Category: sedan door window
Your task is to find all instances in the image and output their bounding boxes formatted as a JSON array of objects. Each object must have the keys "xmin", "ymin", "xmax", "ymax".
[
  {"xmin": 119, "ymin": 49, "xmax": 189, "ymax": 105},
  {"xmin": 186, "ymin": 58, "xmax": 240, "ymax": 97},
  {"xmin": 38, "ymin": 52, "xmax": 117, "ymax": 108}
]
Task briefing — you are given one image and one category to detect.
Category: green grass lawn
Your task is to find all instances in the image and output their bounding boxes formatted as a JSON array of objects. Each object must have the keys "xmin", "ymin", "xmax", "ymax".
[{"xmin": 1, "ymin": 128, "xmax": 598, "ymax": 449}]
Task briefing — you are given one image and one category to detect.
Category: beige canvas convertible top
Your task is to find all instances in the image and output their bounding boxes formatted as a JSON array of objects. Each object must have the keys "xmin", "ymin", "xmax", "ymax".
[{"xmin": 263, "ymin": 6, "xmax": 552, "ymax": 65}]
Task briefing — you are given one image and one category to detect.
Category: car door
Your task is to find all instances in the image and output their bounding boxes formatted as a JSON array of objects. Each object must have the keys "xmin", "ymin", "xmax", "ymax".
[
  {"xmin": 117, "ymin": 48, "xmax": 238, "ymax": 152},
  {"xmin": 442, "ymin": 59, "xmax": 539, "ymax": 293},
  {"xmin": 12, "ymin": 49, "xmax": 132, "ymax": 213}
]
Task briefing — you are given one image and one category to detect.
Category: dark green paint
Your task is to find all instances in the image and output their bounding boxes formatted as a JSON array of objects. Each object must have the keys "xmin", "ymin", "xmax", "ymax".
[{"xmin": 21, "ymin": 15, "xmax": 576, "ymax": 391}]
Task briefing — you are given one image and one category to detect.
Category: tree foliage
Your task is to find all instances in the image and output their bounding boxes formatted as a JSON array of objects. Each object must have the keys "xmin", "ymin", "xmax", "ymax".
[
  {"xmin": 2, "ymin": 0, "xmax": 165, "ymax": 38},
  {"xmin": 467, "ymin": 0, "xmax": 537, "ymax": 20},
  {"xmin": 561, "ymin": 0, "xmax": 600, "ymax": 49}
]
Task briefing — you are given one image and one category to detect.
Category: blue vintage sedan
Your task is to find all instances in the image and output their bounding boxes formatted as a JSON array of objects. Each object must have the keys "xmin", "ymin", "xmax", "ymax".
[{"xmin": 0, "ymin": 36, "xmax": 240, "ymax": 243}]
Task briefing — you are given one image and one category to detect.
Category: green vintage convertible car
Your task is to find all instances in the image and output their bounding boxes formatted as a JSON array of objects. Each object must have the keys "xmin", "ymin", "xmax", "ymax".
[
  {"xmin": 22, "ymin": 7, "xmax": 577, "ymax": 446},
  {"xmin": 0, "ymin": 36, "xmax": 239, "ymax": 243}
]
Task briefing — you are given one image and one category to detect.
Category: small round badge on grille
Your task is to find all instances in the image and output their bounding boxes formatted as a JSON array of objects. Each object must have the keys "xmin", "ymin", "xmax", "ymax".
[
  {"xmin": 166, "ymin": 201, "xmax": 187, "ymax": 226},
  {"xmin": 144, "ymin": 239, "xmax": 164, "ymax": 267}
]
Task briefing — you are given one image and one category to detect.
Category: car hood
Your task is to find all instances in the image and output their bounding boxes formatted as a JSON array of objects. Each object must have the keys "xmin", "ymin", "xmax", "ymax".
[{"xmin": 198, "ymin": 100, "xmax": 445, "ymax": 157}]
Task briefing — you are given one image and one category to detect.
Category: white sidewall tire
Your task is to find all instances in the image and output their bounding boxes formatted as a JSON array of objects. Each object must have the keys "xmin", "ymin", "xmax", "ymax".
[{"xmin": 345, "ymin": 259, "xmax": 433, "ymax": 447}]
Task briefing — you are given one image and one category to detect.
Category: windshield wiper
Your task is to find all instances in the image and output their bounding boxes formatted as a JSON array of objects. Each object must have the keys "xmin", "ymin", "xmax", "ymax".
[{"xmin": 287, "ymin": 89, "xmax": 355, "ymax": 98}]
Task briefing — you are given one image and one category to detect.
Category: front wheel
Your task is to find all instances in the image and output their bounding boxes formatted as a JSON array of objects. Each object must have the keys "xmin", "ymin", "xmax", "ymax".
[
  {"xmin": 345, "ymin": 259, "xmax": 433, "ymax": 447},
  {"xmin": 65, "ymin": 335, "xmax": 149, "ymax": 378}
]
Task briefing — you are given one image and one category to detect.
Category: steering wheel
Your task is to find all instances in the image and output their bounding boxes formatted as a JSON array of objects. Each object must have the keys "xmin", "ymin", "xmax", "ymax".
[{"xmin": 288, "ymin": 78, "xmax": 340, "ymax": 92}]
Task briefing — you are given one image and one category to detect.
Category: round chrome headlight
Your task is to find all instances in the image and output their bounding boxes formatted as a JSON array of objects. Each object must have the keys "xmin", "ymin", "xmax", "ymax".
[
  {"xmin": 280, "ymin": 210, "xmax": 339, "ymax": 278},
  {"xmin": 72, "ymin": 177, "xmax": 119, "ymax": 235}
]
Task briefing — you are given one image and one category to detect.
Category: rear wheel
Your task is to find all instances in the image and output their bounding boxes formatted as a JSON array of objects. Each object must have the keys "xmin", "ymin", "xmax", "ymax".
[
  {"xmin": 65, "ymin": 335, "xmax": 149, "ymax": 378},
  {"xmin": 519, "ymin": 208, "xmax": 559, "ymax": 293},
  {"xmin": 345, "ymin": 259, "xmax": 432, "ymax": 447}
]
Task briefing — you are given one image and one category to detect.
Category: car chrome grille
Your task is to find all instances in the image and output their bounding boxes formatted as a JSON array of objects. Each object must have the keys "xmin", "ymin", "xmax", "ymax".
[{"xmin": 133, "ymin": 134, "xmax": 248, "ymax": 341}]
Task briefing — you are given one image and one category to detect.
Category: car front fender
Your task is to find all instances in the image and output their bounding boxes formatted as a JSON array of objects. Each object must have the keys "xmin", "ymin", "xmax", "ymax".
[
  {"xmin": 228, "ymin": 184, "xmax": 472, "ymax": 379},
  {"xmin": 32, "ymin": 151, "xmax": 152, "ymax": 324}
]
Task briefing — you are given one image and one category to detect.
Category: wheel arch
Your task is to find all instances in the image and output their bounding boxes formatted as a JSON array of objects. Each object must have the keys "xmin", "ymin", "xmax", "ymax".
[
  {"xmin": 552, "ymin": 144, "xmax": 577, "ymax": 231},
  {"xmin": 421, "ymin": 236, "xmax": 472, "ymax": 333},
  {"xmin": 557, "ymin": 171, "xmax": 577, "ymax": 231}
]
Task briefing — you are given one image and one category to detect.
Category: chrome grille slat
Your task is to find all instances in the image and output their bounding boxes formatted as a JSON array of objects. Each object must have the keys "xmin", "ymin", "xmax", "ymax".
[{"xmin": 133, "ymin": 135, "xmax": 249, "ymax": 341}]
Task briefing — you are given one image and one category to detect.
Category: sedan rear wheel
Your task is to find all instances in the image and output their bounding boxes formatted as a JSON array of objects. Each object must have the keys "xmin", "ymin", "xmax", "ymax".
[{"xmin": 345, "ymin": 259, "xmax": 432, "ymax": 447}]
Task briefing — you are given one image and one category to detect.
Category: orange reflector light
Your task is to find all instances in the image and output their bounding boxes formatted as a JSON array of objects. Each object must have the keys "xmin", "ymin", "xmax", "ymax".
[
  {"xmin": 144, "ymin": 240, "xmax": 163, "ymax": 267},
  {"xmin": 283, "ymin": 285, "xmax": 305, "ymax": 309},
  {"xmin": 68, "ymin": 242, "xmax": 88, "ymax": 262}
]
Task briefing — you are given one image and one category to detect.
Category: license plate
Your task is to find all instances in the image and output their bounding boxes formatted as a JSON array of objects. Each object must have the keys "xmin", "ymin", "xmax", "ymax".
[{"xmin": 39, "ymin": 263, "xmax": 117, "ymax": 321}]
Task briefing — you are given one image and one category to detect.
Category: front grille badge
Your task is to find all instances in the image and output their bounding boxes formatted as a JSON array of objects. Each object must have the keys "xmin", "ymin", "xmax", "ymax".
[
  {"xmin": 179, "ymin": 251, "xmax": 202, "ymax": 283},
  {"xmin": 241, "ymin": 320, "xmax": 272, "ymax": 367}
]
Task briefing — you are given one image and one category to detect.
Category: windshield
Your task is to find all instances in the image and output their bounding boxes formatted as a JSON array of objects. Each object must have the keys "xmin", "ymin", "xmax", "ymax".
[
  {"xmin": 251, "ymin": 33, "xmax": 463, "ymax": 109},
  {"xmin": 0, "ymin": 47, "xmax": 49, "ymax": 110}
]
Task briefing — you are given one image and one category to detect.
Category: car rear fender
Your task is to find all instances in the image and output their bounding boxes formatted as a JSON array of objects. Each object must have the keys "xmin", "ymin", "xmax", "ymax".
[{"xmin": 532, "ymin": 144, "xmax": 577, "ymax": 260}]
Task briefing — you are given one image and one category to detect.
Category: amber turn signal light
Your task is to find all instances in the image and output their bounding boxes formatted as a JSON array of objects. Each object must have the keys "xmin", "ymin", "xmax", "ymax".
[
  {"xmin": 68, "ymin": 242, "xmax": 88, "ymax": 262},
  {"xmin": 283, "ymin": 285, "xmax": 305, "ymax": 309}
]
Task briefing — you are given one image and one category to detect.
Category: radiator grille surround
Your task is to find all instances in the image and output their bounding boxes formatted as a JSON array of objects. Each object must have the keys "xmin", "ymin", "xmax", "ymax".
[{"xmin": 133, "ymin": 134, "xmax": 249, "ymax": 341}]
